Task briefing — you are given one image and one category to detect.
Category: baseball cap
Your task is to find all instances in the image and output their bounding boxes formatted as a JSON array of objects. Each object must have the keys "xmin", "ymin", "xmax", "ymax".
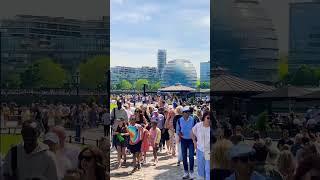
[
  {"xmin": 182, "ymin": 106, "xmax": 190, "ymax": 113},
  {"xmin": 43, "ymin": 132, "xmax": 60, "ymax": 144},
  {"xmin": 229, "ymin": 143, "xmax": 255, "ymax": 159},
  {"xmin": 154, "ymin": 108, "xmax": 158, "ymax": 113}
]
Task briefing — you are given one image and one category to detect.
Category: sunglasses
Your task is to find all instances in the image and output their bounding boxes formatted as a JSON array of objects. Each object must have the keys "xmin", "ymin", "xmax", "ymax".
[{"xmin": 80, "ymin": 155, "xmax": 94, "ymax": 161}]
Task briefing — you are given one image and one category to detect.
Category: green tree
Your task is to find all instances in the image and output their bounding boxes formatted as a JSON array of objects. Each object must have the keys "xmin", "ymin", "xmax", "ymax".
[
  {"xmin": 256, "ymin": 111, "xmax": 270, "ymax": 133},
  {"xmin": 2, "ymin": 73, "xmax": 21, "ymax": 88},
  {"xmin": 79, "ymin": 55, "xmax": 109, "ymax": 89},
  {"xmin": 196, "ymin": 80, "xmax": 201, "ymax": 89},
  {"xmin": 118, "ymin": 80, "xmax": 132, "ymax": 90},
  {"xmin": 291, "ymin": 65, "xmax": 317, "ymax": 86},
  {"xmin": 199, "ymin": 82, "xmax": 210, "ymax": 89},
  {"xmin": 20, "ymin": 58, "xmax": 67, "ymax": 88},
  {"xmin": 134, "ymin": 79, "xmax": 149, "ymax": 90},
  {"xmin": 150, "ymin": 81, "xmax": 161, "ymax": 91}
]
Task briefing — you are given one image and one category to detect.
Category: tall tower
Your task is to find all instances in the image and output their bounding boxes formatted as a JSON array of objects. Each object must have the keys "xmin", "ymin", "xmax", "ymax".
[{"xmin": 157, "ymin": 49, "xmax": 167, "ymax": 77}]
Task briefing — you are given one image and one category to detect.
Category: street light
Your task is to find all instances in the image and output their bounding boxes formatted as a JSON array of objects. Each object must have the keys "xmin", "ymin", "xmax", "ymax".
[{"xmin": 75, "ymin": 69, "xmax": 80, "ymax": 96}]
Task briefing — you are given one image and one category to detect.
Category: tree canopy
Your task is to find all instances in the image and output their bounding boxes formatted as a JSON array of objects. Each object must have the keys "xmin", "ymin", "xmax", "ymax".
[
  {"xmin": 79, "ymin": 55, "xmax": 109, "ymax": 89},
  {"xmin": 20, "ymin": 58, "xmax": 67, "ymax": 88}
]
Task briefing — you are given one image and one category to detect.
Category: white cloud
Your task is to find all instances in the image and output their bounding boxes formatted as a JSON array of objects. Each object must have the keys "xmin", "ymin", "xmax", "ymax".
[
  {"xmin": 112, "ymin": 12, "xmax": 151, "ymax": 23},
  {"xmin": 200, "ymin": 15, "xmax": 210, "ymax": 27},
  {"xmin": 111, "ymin": 3, "xmax": 159, "ymax": 24},
  {"xmin": 111, "ymin": 0, "xmax": 125, "ymax": 5}
]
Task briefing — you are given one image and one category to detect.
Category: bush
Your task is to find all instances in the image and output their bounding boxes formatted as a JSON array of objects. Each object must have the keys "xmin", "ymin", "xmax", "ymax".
[{"xmin": 256, "ymin": 111, "xmax": 270, "ymax": 133}]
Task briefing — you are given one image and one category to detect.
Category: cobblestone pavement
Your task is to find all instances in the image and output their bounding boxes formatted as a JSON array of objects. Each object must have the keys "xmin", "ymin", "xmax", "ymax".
[{"xmin": 110, "ymin": 147, "xmax": 200, "ymax": 180}]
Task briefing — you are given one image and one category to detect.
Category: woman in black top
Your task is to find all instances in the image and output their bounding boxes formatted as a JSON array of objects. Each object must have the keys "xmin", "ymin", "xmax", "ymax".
[{"xmin": 114, "ymin": 120, "xmax": 129, "ymax": 168}]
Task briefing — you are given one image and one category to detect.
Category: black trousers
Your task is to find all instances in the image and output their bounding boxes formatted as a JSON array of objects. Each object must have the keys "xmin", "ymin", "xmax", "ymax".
[{"xmin": 104, "ymin": 125, "xmax": 110, "ymax": 137}]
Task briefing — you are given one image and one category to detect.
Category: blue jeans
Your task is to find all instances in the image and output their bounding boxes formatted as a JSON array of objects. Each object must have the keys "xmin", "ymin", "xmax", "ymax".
[
  {"xmin": 197, "ymin": 149, "xmax": 210, "ymax": 180},
  {"xmin": 181, "ymin": 138, "xmax": 194, "ymax": 173}
]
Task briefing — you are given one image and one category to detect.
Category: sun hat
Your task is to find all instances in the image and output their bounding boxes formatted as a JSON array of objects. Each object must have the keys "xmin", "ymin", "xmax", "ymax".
[{"xmin": 182, "ymin": 106, "xmax": 190, "ymax": 113}]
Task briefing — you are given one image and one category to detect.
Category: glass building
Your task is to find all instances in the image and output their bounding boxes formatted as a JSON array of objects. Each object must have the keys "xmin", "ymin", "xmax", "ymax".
[
  {"xmin": 157, "ymin": 49, "xmax": 167, "ymax": 77},
  {"xmin": 289, "ymin": 1, "xmax": 320, "ymax": 73},
  {"xmin": 0, "ymin": 15, "xmax": 109, "ymax": 76},
  {"xmin": 212, "ymin": 0, "xmax": 279, "ymax": 84},
  {"xmin": 161, "ymin": 59, "xmax": 197, "ymax": 88},
  {"xmin": 200, "ymin": 61, "xmax": 210, "ymax": 83}
]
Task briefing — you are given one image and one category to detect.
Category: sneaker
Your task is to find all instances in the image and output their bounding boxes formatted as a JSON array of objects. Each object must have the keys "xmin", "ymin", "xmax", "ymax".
[
  {"xmin": 182, "ymin": 172, "xmax": 189, "ymax": 179},
  {"xmin": 189, "ymin": 172, "xmax": 195, "ymax": 179}
]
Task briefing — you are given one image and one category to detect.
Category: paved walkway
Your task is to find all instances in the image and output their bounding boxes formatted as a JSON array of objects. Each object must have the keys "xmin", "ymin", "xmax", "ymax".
[{"xmin": 110, "ymin": 147, "xmax": 200, "ymax": 180}]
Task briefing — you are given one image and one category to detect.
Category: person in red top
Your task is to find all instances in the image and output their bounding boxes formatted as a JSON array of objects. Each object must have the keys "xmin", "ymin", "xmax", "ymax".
[{"xmin": 140, "ymin": 124, "xmax": 150, "ymax": 164}]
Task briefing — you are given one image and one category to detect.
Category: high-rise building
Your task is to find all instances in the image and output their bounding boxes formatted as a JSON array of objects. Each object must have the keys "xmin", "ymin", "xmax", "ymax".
[
  {"xmin": 157, "ymin": 49, "xmax": 166, "ymax": 77},
  {"xmin": 111, "ymin": 66, "xmax": 158, "ymax": 85},
  {"xmin": 161, "ymin": 59, "xmax": 197, "ymax": 88},
  {"xmin": 200, "ymin": 61, "xmax": 210, "ymax": 83},
  {"xmin": 212, "ymin": 0, "xmax": 279, "ymax": 84},
  {"xmin": 289, "ymin": 1, "xmax": 320, "ymax": 73},
  {"xmin": 0, "ymin": 15, "xmax": 109, "ymax": 76}
]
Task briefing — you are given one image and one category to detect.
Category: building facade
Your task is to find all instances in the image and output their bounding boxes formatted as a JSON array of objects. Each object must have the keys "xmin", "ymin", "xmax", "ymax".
[
  {"xmin": 111, "ymin": 66, "xmax": 159, "ymax": 86},
  {"xmin": 0, "ymin": 15, "xmax": 109, "ymax": 76},
  {"xmin": 289, "ymin": 1, "xmax": 320, "ymax": 73},
  {"xmin": 157, "ymin": 49, "xmax": 166, "ymax": 77},
  {"xmin": 212, "ymin": 0, "xmax": 279, "ymax": 84},
  {"xmin": 200, "ymin": 61, "xmax": 210, "ymax": 83},
  {"xmin": 161, "ymin": 59, "xmax": 197, "ymax": 88}
]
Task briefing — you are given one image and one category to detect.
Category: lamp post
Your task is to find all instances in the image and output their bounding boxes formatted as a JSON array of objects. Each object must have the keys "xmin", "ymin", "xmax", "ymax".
[{"xmin": 75, "ymin": 69, "xmax": 80, "ymax": 96}]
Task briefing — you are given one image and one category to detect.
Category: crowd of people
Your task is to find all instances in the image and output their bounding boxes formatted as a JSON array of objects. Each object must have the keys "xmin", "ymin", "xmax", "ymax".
[
  {"xmin": 1, "ymin": 122, "xmax": 109, "ymax": 180},
  {"xmin": 110, "ymin": 94, "xmax": 211, "ymax": 179},
  {"xmin": 0, "ymin": 102, "xmax": 109, "ymax": 133},
  {"xmin": 211, "ymin": 122, "xmax": 320, "ymax": 180}
]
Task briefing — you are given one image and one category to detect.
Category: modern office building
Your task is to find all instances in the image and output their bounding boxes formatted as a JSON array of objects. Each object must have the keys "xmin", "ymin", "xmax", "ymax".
[
  {"xmin": 0, "ymin": 15, "xmax": 109, "ymax": 76},
  {"xmin": 157, "ymin": 49, "xmax": 166, "ymax": 77},
  {"xmin": 289, "ymin": 1, "xmax": 320, "ymax": 73},
  {"xmin": 212, "ymin": 0, "xmax": 279, "ymax": 84},
  {"xmin": 161, "ymin": 59, "xmax": 197, "ymax": 88},
  {"xmin": 200, "ymin": 61, "xmax": 210, "ymax": 83},
  {"xmin": 111, "ymin": 66, "xmax": 159, "ymax": 85}
]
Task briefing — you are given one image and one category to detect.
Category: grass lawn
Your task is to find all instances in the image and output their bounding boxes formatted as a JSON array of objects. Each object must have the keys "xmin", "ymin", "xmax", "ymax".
[
  {"xmin": 110, "ymin": 103, "xmax": 116, "ymax": 111},
  {"xmin": 0, "ymin": 134, "xmax": 22, "ymax": 156}
]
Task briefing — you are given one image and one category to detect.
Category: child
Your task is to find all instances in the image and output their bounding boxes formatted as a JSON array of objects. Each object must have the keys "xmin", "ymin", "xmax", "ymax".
[
  {"xmin": 149, "ymin": 120, "xmax": 161, "ymax": 166},
  {"xmin": 140, "ymin": 123, "xmax": 150, "ymax": 164}
]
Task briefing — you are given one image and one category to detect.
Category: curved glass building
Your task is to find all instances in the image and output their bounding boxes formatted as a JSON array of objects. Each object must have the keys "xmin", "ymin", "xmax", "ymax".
[
  {"xmin": 212, "ymin": 0, "xmax": 279, "ymax": 83},
  {"xmin": 161, "ymin": 59, "xmax": 197, "ymax": 88}
]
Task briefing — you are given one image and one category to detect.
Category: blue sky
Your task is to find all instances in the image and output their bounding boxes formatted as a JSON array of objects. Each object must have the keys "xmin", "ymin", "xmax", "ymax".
[{"xmin": 111, "ymin": 0, "xmax": 210, "ymax": 78}]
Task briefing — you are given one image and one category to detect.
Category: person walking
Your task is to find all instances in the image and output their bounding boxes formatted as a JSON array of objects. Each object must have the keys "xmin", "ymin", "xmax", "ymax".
[
  {"xmin": 114, "ymin": 119, "xmax": 129, "ymax": 168},
  {"xmin": 149, "ymin": 120, "xmax": 161, "ymax": 166},
  {"xmin": 2, "ymin": 120, "xmax": 58, "ymax": 180},
  {"xmin": 174, "ymin": 106, "xmax": 183, "ymax": 166},
  {"xmin": 111, "ymin": 101, "xmax": 128, "ymax": 149},
  {"xmin": 192, "ymin": 112, "xmax": 210, "ymax": 180},
  {"xmin": 176, "ymin": 106, "xmax": 197, "ymax": 179},
  {"xmin": 102, "ymin": 109, "xmax": 110, "ymax": 137},
  {"xmin": 151, "ymin": 108, "xmax": 165, "ymax": 151},
  {"xmin": 127, "ymin": 116, "xmax": 143, "ymax": 173},
  {"xmin": 140, "ymin": 123, "xmax": 150, "ymax": 164}
]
